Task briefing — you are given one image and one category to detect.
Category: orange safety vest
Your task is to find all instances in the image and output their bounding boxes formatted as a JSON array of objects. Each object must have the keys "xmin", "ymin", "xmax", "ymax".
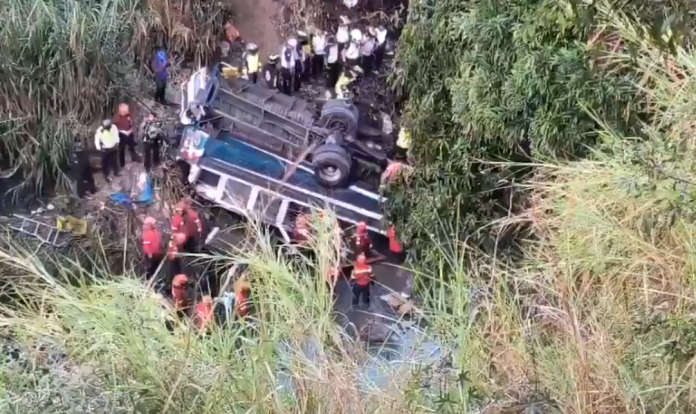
[
  {"xmin": 387, "ymin": 226, "xmax": 403, "ymax": 253},
  {"xmin": 142, "ymin": 228, "xmax": 162, "ymax": 257},
  {"xmin": 194, "ymin": 302, "xmax": 214, "ymax": 330},
  {"xmin": 352, "ymin": 263, "xmax": 373, "ymax": 286}
]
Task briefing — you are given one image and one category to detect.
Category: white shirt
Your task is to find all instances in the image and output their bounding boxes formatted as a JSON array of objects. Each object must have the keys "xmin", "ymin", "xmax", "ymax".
[
  {"xmin": 376, "ymin": 28, "xmax": 388, "ymax": 45},
  {"xmin": 361, "ymin": 38, "xmax": 375, "ymax": 56},
  {"xmin": 336, "ymin": 26, "xmax": 349, "ymax": 44},
  {"xmin": 327, "ymin": 44, "xmax": 339, "ymax": 64},
  {"xmin": 345, "ymin": 43, "xmax": 360, "ymax": 60},
  {"xmin": 312, "ymin": 35, "xmax": 326, "ymax": 54},
  {"xmin": 280, "ymin": 46, "xmax": 298, "ymax": 69}
]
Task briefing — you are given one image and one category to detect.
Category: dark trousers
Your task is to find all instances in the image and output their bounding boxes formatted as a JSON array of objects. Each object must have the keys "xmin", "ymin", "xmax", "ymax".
[
  {"xmin": 346, "ymin": 58, "xmax": 359, "ymax": 70},
  {"xmin": 118, "ymin": 132, "xmax": 138, "ymax": 167},
  {"xmin": 352, "ymin": 283, "xmax": 370, "ymax": 305},
  {"xmin": 101, "ymin": 148, "xmax": 118, "ymax": 178},
  {"xmin": 169, "ymin": 258, "xmax": 182, "ymax": 279},
  {"xmin": 154, "ymin": 77, "xmax": 167, "ymax": 103},
  {"xmin": 143, "ymin": 140, "xmax": 160, "ymax": 172},
  {"xmin": 294, "ymin": 62, "xmax": 302, "ymax": 91},
  {"xmin": 145, "ymin": 254, "xmax": 163, "ymax": 278},
  {"xmin": 326, "ymin": 63, "xmax": 340, "ymax": 89},
  {"xmin": 362, "ymin": 54, "xmax": 374, "ymax": 74},
  {"xmin": 312, "ymin": 54, "xmax": 324, "ymax": 79},
  {"xmin": 249, "ymin": 72, "xmax": 258, "ymax": 84},
  {"xmin": 73, "ymin": 164, "xmax": 96, "ymax": 197},
  {"xmin": 280, "ymin": 68, "xmax": 293, "ymax": 95},
  {"xmin": 183, "ymin": 236, "xmax": 197, "ymax": 254},
  {"xmin": 374, "ymin": 45, "xmax": 385, "ymax": 71},
  {"xmin": 302, "ymin": 58, "xmax": 311, "ymax": 81}
]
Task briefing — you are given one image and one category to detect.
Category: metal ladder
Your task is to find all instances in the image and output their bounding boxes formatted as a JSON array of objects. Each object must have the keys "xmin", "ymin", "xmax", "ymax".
[{"xmin": 9, "ymin": 214, "xmax": 68, "ymax": 247}]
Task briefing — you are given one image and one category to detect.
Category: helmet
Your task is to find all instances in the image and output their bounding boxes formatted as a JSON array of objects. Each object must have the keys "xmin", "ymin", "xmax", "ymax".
[
  {"xmin": 356, "ymin": 221, "xmax": 367, "ymax": 233},
  {"xmin": 118, "ymin": 103, "xmax": 129, "ymax": 116},
  {"xmin": 268, "ymin": 52, "xmax": 279, "ymax": 63},
  {"xmin": 356, "ymin": 253, "xmax": 367, "ymax": 264},
  {"xmin": 350, "ymin": 29, "xmax": 362, "ymax": 43},
  {"xmin": 173, "ymin": 274, "xmax": 188, "ymax": 287},
  {"xmin": 143, "ymin": 217, "xmax": 157, "ymax": 227},
  {"xmin": 173, "ymin": 232, "xmax": 187, "ymax": 245},
  {"xmin": 102, "ymin": 119, "xmax": 112, "ymax": 128},
  {"xmin": 287, "ymin": 38, "xmax": 298, "ymax": 48},
  {"xmin": 246, "ymin": 42, "xmax": 258, "ymax": 52}
]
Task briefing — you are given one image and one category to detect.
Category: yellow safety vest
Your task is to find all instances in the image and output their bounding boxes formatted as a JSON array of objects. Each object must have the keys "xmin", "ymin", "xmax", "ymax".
[
  {"xmin": 246, "ymin": 54, "xmax": 260, "ymax": 74},
  {"xmin": 95, "ymin": 125, "xmax": 118, "ymax": 150},
  {"xmin": 335, "ymin": 74, "xmax": 353, "ymax": 98},
  {"xmin": 396, "ymin": 127, "xmax": 411, "ymax": 150},
  {"xmin": 302, "ymin": 43, "xmax": 312, "ymax": 57}
]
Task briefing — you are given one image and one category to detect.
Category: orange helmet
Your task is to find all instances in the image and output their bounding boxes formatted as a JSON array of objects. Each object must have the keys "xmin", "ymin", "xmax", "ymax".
[
  {"xmin": 143, "ymin": 217, "xmax": 157, "ymax": 228},
  {"xmin": 118, "ymin": 103, "xmax": 130, "ymax": 116},
  {"xmin": 356, "ymin": 253, "xmax": 367, "ymax": 264},
  {"xmin": 356, "ymin": 221, "xmax": 367, "ymax": 233},
  {"xmin": 173, "ymin": 232, "xmax": 187, "ymax": 245},
  {"xmin": 173, "ymin": 274, "xmax": 188, "ymax": 287}
]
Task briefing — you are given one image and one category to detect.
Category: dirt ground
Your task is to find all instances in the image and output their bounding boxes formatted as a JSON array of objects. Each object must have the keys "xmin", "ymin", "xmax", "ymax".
[{"xmin": 232, "ymin": 0, "xmax": 284, "ymax": 57}]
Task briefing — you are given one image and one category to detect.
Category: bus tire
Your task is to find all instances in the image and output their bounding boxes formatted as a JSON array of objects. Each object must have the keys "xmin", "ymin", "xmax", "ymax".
[
  {"xmin": 320, "ymin": 100, "xmax": 359, "ymax": 138},
  {"xmin": 313, "ymin": 144, "xmax": 352, "ymax": 188}
]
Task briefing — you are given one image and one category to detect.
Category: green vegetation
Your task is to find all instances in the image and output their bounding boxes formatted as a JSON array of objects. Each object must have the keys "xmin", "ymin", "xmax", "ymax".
[{"xmin": 0, "ymin": 0, "xmax": 224, "ymax": 201}]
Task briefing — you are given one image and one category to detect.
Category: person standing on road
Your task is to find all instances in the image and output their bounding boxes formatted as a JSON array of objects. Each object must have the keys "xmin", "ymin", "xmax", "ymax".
[
  {"xmin": 293, "ymin": 37, "xmax": 305, "ymax": 91},
  {"xmin": 280, "ymin": 39, "xmax": 299, "ymax": 95},
  {"xmin": 94, "ymin": 119, "xmax": 120, "ymax": 182},
  {"xmin": 351, "ymin": 253, "xmax": 373, "ymax": 307},
  {"xmin": 325, "ymin": 36, "xmax": 340, "ymax": 95},
  {"xmin": 167, "ymin": 232, "xmax": 188, "ymax": 278},
  {"xmin": 141, "ymin": 112, "xmax": 164, "ymax": 173},
  {"xmin": 263, "ymin": 53, "xmax": 281, "ymax": 92},
  {"xmin": 298, "ymin": 31, "xmax": 313, "ymax": 82},
  {"xmin": 361, "ymin": 28, "xmax": 376, "ymax": 74},
  {"xmin": 336, "ymin": 16, "xmax": 350, "ymax": 56},
  {"xmin": 311, "ymin": 30, "xmax": 326, "ymax": 80},
  {"xmin": 69, "ymin": 141, "xmax": 96, "ymax": 197},
  {"xmin": 242, "ymin": 43, "xmax": 262, "ymax": 84},
  {"xmin": 374, "ymin": 25, "xmax": 388, "ymax": 71},
  {"xmin": 115, "ymin": 103, "xmax": 139, "ymax": 168},
  {"xmin": 151, "ymin": 49, "xmax": 170, "ymax": 104}
]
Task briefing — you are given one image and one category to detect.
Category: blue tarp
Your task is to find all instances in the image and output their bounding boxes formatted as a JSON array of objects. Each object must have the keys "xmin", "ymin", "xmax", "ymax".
[{"xmin": 108, "ymin": 175, "xmax": 155, "ymax": 207}]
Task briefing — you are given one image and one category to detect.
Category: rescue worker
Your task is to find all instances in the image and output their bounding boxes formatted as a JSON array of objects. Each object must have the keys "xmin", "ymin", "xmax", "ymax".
[
  {"xmin": 336, "ymin": 16, "xmax": 351, "ymax": 55},
  {"xmin": 311, "ymin": 30, "xmax": 327, "ymax": 80},
  {"xmin": 234, "ymin": 279, "xmax": 252, "ymax": 318},
  {"xmin": 387, "ymin": 224, "xmax": 405, "ymax": 261},
  {"xmin": 361, "ymin": 28, "xmax": 376, "ymax": 74},
  {"xmin": 374, "ymin": 25, "xmax": 388, "ymax": 71},
  {"xmin": 193, "ymin": 295, "xmax": 215, "ymax": 333},
  {"xmin": 69, "ymin": 141, "xmax": 96, "ymax": 198},
  {"xmin": 294, "ymin": 213, "xmax": 311, "ymax": 245},
  {"xmin": 142, "ymin": 217, "xmax": 163, "ymax": 278},
  {"xmin": 94, "ymin": 119, "xmax": 120, "ymax": 182},
  {"xmin": 353, "ymin": 221, "xmax": 372, "ymax": 257},
  {"xmin": 224, "ymin": 20, "xmax": 242, "ymax": 45},
  {"xmin": 335, "ymin": 66, "xmax": 362, "ymax": 100},
  {"xmin": 325, "ymin": 35, "xmax": 341, "ymax": 92},
  {"xmin": 171, "ymin": 274, "xmax": 189, "ymax": 313},
  {"xmin": 151, "ymin": 49, "xmax": 170, "ymax": 104},
  {"xmin": 380, "ymin": 159, "xmax": 409, "ymax": 186},
  {"xmin": 351, "ymin": 253, "xmax": 373, "ymax": 306},
  {"xmin": 343, "ymin": 29, "xmax": 362, "ymax": 69},
  {"xmin": 171, "ymin": 199, "xmax": 203, "ymax": 253},
  {"xmin": 263, "ymin": 53, "xmax": 281, "ymax": 92},
  {"xmin": 293, "ymin": 36, "xmax": 305, "ymax": 91},
  {"xmin": 242, "ymin": 43, "xmax": 262, "ymax": 84},
  {"xmin": 298, "ymin": 31, "xmax": 312, "ymax": 82},
  {"xmin": 396, "ymin": 125, "xmax": 411, "ymax": 157},
  {"xmin": 167, "ymin": 232, "xmax": 188, "ymax": 277},
  {"xmin": 280, "ymin": 38, "xmax": 299, "ymax": 95},
  {"xmin": 114, "ymin": 103, "xmax": 139, "ymax": 168},
  {"xmin": 141, "ymin": 112, "xmax": 164, "ymax": 173}
]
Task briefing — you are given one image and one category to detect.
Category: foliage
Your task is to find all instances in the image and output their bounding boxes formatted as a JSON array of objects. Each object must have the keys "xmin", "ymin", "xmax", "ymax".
[
  {"xmin": 386, "ymin": 0, "xmax": 696, "ymax": 263},
  {"xmin": 0, "ymin": 0, "xmax": 226, "ymax": 202}
]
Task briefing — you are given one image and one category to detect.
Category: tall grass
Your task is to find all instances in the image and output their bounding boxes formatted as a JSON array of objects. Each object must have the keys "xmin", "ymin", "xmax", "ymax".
[{"xmin": 0, "ymin": 0, "xmax": 225, "ymax": 202}]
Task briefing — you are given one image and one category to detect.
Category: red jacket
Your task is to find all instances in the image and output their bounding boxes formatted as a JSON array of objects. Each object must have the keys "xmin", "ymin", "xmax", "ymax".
[
  {"xmin": 352, "ymin": 263, "xmax": 373, "ymax": 286},
  {"xmin": 114, "ymin": 114, "xmax": 133, "ymax": 134},
  {"xmin": 167, "ymin": 238, "xmax": 184, "ymax": 260},
  {"xmin": 172, "ymin": 209, "xmax": 202, "ymax": 239},
  {"xmin": 355, "ymin": 233, "xmax": 371, "ymax": 254},
  {"xmin": 236, "ymin": 291, "xmax": 250, "ymax": 317},
  {"xmin": 172, "ymin": 286, "xmax": 187, "ymax": 311},
  {"xmin": 193, "ymin": 302, "xmax": 214, "ymax": 330},
  {"xmin": 387, "ymin": 226, "xmax": 403, "ymax": 254},
  {"xmin": 142, "ymin": 228, "xmax": 162, "ymax": 257}
]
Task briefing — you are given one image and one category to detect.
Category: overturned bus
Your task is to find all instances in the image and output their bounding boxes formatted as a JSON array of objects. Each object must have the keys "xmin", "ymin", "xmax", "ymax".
[{"xmin": 176, "ymin": 64, "xmax": 396, "ymax": 242}]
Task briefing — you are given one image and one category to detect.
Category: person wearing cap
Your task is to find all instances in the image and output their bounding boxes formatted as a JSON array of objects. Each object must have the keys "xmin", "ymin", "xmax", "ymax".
[
  {"xmin": 114, "ymin": 103, "xmax": 139, "ymax": 168},
  {"xmin": 374, "ymin": 25, "xmax": 388, "ymax": 71},
  {"xmin": 336, "ymin": 16, "xmax": 351, "ymax": 55},
  {"xmin": 151, "ymin": 49, "xmax": 170, "ymax": 104},
  {"xmin": 280, "ymin": 38, "xmax": 299, "ymax": 95},
  {"xmin": 311, "ymin": 30, "xmax": 327, "ymax": 80},
  {"xmin": 263, "ymin": 53, "xmax": 281, "ymax": 91},
  {"xmin": 167, "ymin": 232, "xmax": 188, "ymax": 277},
  {"xmin": 298, "ymin": 31, "xmax": 312, "ymax": 82},
  {"xmin": 142, "ymin": 217, "xmax": 163, "ymax": 278},
  {"xmin": 325, "ymin": 35, "xmax": 341, "ymax": 91},
  {"xmin": 361, "ymin": 28, "xmax": 376, "ymax": 74},
  {"xmin": 242, "ymin": 43, "xmax": 262, "ymax": 84},
  {"xmin": 94, "ymin": 119, "xmax": 120, "ymax": 181},
  {"xmin": 171, "ymin": 274, "xmax": 189, "ymax": 313},
  {"xmin": 69, "ymin": 140, "xmax": 96, "ymax": 197}
]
